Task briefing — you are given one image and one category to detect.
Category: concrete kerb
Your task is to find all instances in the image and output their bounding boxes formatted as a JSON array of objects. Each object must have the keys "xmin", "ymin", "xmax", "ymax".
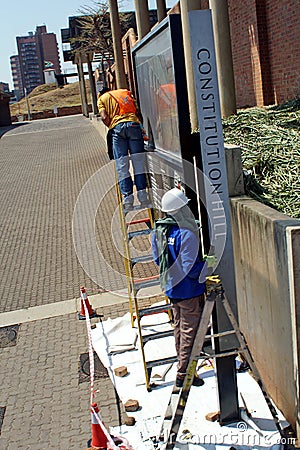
[
  {"xmin": 0, "ymin": 285, "xmax": 162, "ymax": 327},
  {"xmin": 90, "ymin": 114, "xmax": 107, "ymax": 141}
]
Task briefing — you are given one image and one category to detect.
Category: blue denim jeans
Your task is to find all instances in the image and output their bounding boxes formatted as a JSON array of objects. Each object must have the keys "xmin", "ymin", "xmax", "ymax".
[{"xmin": 111, "ymin": 122, "xmax": 148, "ymax": 204}]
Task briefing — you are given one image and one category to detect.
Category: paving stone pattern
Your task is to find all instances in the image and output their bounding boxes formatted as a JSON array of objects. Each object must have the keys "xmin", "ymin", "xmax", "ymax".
[
  {"xmin": 0, "ymin": 307, "xmax": 129, "ymax": 449},
  {"xmin": 0, "ymin": 116, "xmax": 106, "ymax": 312},
  {"xmin": 0, "ymin": 116, "xmax": 162, "ymax": 449},
  {"xmin": 0, "ymin": 116, "xmax": 156, "ymax": 314}
]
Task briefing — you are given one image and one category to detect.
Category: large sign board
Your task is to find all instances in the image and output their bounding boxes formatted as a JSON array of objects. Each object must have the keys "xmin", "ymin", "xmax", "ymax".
[
  {"xmin": 189, "ymin": 10, "xmax": 238, "ymax": 318},
  {"xmin": 132, "ymin": 15, "xmax": 195, "ymax": 214},
  {"xmin": 133, "ymin": 19, "xmax": 181, "ymax": 156}
]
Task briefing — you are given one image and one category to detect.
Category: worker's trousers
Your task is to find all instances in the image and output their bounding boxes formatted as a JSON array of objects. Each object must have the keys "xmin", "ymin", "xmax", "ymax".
[
  {"xmin": 111, "ymin": 121, "xmax": 148, "ymax": 205},
  {"xmin": 172, "ymin": 294, "xmax": 205, "ymax": 378}
]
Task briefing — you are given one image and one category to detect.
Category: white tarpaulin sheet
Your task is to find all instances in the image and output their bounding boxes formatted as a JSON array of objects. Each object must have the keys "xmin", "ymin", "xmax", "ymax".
[{"xmin": 91, "ymin": 310, "xmax": 288, "ymax": 449}]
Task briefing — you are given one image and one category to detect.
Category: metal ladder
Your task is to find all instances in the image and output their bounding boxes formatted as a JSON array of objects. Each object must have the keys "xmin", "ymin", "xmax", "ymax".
[
  {"xmin": 116, "ymin": 178, "xmax": 174, "ymax": 391},
  {"xmin": 159, "ymin": 275, "xmax": 284, "ymax": 449}
]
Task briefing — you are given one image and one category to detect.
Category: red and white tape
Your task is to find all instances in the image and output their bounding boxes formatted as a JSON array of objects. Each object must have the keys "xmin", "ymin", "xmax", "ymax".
[
  {"xmin": 83, "ymin": 298, "xmax": 133, "ymax": 450},
  {"xmin": 82, "ymin": 298, "xmax": 95, "ymax": 405}
]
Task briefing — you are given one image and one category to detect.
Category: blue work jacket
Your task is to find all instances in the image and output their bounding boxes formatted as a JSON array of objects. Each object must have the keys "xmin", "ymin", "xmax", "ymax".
[{"xmin": 152, "ymin": 225, "xmax": 207, "ymax": 302}]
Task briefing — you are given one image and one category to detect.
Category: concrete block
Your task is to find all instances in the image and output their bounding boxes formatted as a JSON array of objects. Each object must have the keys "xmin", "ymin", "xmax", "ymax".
[
  {"xmin": 124, "ymin": 399, "xmax": 139, "ymax": 412},
  {"xmin": 114, "ymin": 366, "xmax": 128, "ymax": 377},
  {"xmin": 205, "ymin": 411, "xmax": 220, "ymax": 422},
  {"xmin": 124, "ymin": 416, "xmax": 136, "ymax": 426}
]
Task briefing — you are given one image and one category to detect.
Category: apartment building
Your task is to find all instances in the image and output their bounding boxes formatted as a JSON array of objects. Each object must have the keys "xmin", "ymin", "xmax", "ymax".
[
  {"xmin": 12, "ymin": 25, "xmax": 61, "ymax": 98},
  {"xmin": 10, "ymin": 55, "xmax": 23, "ymax": 100}
]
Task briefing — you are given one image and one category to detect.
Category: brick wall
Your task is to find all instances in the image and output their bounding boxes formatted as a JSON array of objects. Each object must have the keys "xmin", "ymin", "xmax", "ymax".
[
  {"xmin": 228, "ymin": 0, "xmax": 264, "ymax": 107},
  {"xmin": 255, "ymin": 0, "xmax": 274, "ymax": 104},
  {"xmin": 265, "ymin": 0, "xmax": 300, "ymax": 104},
  {"xmin": 11, "ymin": 105, "xmax": 92, "ymax": 123},
  {"xmin": 228, "ymin": 0, "xmax": 300, "ymax": 107}
]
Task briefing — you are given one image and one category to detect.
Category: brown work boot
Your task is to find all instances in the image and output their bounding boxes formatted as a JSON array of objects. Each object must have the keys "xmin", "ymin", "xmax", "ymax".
[
  {"xmin": 175, "ymin": 375, "xmax": 204, "ymax": 388},
  {"xmin": 192, "ymin": 375, "xmax": 205, "ymax": 386}
]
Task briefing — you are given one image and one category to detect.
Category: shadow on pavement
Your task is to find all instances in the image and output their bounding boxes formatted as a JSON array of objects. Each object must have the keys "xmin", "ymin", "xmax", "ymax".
[{"xmin": 0, "ymin": 122, "xmax": 28, "ymax": 138}]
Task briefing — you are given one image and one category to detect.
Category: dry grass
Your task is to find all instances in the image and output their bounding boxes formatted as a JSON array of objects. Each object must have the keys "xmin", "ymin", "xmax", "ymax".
[
  {"xmin": 10, "ymin": 81, "xmax": 92, "ymax": 115},
  {"xmin": 223, "ymin": 98, "xmax": 300, "ymax": 219}
]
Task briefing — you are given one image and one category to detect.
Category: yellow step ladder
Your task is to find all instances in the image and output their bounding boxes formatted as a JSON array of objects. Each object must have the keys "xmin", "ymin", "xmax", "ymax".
[{"xmin": 116, "ymin": 178, "xmax": 173, "ymax": 391}]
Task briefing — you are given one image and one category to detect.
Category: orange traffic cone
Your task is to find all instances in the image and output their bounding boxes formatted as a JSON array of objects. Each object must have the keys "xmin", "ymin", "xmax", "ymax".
[
  {"xmin": 78, "ymin": 286, "xmax": 97, "ymax": 320},
  {"xmin": 90, "ymin": 403, "xmax": 108, "ymax": 449}
]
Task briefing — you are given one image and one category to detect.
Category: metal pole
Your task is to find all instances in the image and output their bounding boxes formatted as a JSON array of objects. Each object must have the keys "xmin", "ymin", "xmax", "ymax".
[
  {"xmin": 77, "ymin": 55, "xmax": 89, "ymax": 117},
  {"xmin": 134, "ymin": 0, "xmax": 151, "ymax": 39},
  {"xmin": 209, "ymin": 0, "xmax": 237, "ymax": 117},
  {"xmin": 108, "ymin": 0, "xmax": 127, "ymax": 88},
  {"xmin": 101, "ymin": 57, "xmax": 106, "ymax": 88},
  {"xmin": 156, "ymin": 0, "xmax": 167, "ymax": 22},
  {"xmin": 87, "ymin": 54, "xmax": 98, "ymax": 115},
  {"xmin": 180, "ymin": 0, "xmax": 203, "ymax": 132},
  {"xmin": 76, "ymin": 63, "xmax": 84, "ymax": 114},
  {"xmin": 24, "ymin": 87, "xmax": 31, "ymax": 121}
]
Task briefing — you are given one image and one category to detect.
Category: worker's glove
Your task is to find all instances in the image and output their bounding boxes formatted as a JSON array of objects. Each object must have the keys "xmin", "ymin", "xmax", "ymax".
[{"xmin": 204, "ymin": 254, "xmax": 217, "ymax": 269}]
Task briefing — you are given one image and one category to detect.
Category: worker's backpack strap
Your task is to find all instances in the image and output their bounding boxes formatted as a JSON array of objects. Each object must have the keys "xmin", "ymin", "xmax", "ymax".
[{"xmin": 109, "ymin": 89, "xmax": 137, "ymax": 115}]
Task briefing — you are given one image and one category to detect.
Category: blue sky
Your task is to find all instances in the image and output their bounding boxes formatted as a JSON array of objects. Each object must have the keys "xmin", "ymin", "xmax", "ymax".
[{"xmin": 1, "ymin": 0, "xmax": 177, "ymax": 89}]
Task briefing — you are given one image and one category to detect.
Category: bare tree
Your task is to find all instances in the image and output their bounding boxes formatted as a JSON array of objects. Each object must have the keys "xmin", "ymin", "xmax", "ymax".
[{"xmin": 70, "ymin": 0, "xmax": 133, "ymax": 58}]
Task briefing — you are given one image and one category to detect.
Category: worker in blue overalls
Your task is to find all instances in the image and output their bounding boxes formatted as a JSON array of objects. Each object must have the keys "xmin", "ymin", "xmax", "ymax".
[{"xmin": 152, "ymin": 188, "xmax": 207, "ymax": 388}]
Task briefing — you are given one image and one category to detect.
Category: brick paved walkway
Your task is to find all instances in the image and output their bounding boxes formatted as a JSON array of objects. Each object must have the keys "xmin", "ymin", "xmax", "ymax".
[
  {"xmin": 0, "ymin": 116, "xmax": 108, "ymax": 312},
  {"xmin": 0, "ymin": 115, "xmax": 156, "ymax": 313},
  {"xmin": 0, "ymin": 303, "xmax": 129, "ymax": 449},
  {"xmin": 0, "ymin": 116, "xmax": 160, "ymax": 449}
]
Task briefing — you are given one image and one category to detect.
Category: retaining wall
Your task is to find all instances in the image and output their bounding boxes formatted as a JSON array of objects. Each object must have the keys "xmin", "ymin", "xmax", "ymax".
[
  {"xmin": 11, "ymin": 105, "xmax": 92, "ymax": 123},
  {"xmin": 231, "ymin": 196, "xmax": 300, "ymax": 438}
]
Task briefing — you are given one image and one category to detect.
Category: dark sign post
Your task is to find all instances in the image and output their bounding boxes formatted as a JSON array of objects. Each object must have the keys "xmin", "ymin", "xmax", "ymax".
[{"xmin": 189, "ymin": 9, "xmax": 240, "ymax": 424}]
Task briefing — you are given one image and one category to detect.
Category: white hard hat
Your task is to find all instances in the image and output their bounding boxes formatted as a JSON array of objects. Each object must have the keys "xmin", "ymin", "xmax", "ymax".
[{"xmin": 161, "ymin": 188, "xmax": 190, "ymax": 213}]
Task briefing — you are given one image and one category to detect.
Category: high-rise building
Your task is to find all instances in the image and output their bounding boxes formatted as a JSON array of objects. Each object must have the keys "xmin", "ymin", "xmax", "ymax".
[
  {"xmin": 35, "ymin": 25, "xmax": 61, "ymax": 81},
  {"xmin": 10, "ymin": 55, "xmax": 24, "ymax": 101},
  {"xmin": 13, "ymin": 25, "xmax": 61, "ymax": 98}
]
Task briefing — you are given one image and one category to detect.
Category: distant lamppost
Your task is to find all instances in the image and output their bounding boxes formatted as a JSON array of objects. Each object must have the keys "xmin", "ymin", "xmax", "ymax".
[{"xmin": 24, "ymin": 87, "xmax": 31, "ymax": 121}]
